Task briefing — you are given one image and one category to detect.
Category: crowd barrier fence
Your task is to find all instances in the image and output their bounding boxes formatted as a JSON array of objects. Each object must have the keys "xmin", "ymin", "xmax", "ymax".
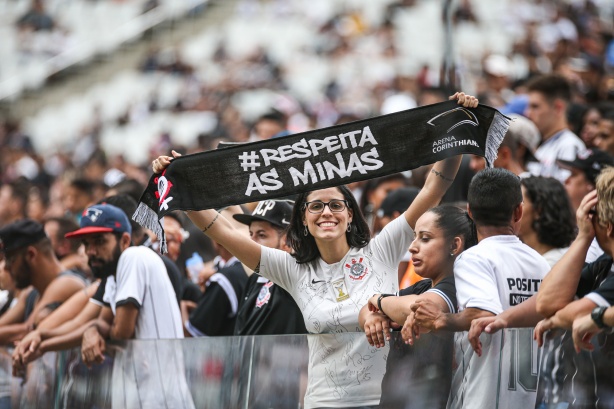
[{"xmin": 1, "ymin": 328, "xmax": 612, "ymax": 409}]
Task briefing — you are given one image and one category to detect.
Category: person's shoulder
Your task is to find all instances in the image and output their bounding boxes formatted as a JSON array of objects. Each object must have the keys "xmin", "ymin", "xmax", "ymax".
[
  {"xmin": 261, "ymin": 245, "xmax": 293, "ymax": 259},
  {"xmin": 559, "ymin": 129, "xmax": 585, "ymax": 147},
  {"xmin": 120, "ymin": 246, "xmax": 163, "ymax": 266},
  {"xmin": 429, "ymin": 276, "xmax": 456, "ymax": 296},
  {"xmin": 122, "ymin": 245, "xmax": 156, "ymax": 257},
  {"xmin": 118, "ymin": 246, "xmax": 166, "ymax": 273},
  {"xmin": 509, "ymin": 238, "xmax": 550, "ymax": 265},
  {"xmin": 59, "ymin": 268, "xmax": 89, "ymax": 284},
  {"xmin": 456, "ymin": 240, "xmax": 486, "ymax": 259},
  {"xmin": 434, "ymin": 275, "xmax": 455, "ymax": 289},
  {"xmin": 400, "ymin": 278, "xmax": 432, "ymax": 295},
  {"xmin": 377, "ymin": 214, "xmax": 412, "ymax": 237},
  {"xmin": 560, "ymin": 128, "xmax": 581, "ymax": 140},
  {"xmin": 52, "ymin": 270, "xmax": 87, "ymax": 288},
  {"xmin": 160, "ymin": 254, "xmax": 181, "ymax": 274},
  {"xmin": 475, "ymin": 236, "xmax": 547, "ymax": 261},
  {"xmin": 586, "ymin": 254, "xmax": 614, "ymax": 273},
  {"xmin": 246, "ymin": 272, "xmax": 264, "ymax": 287},
  {"xmin": 220, "ymin": 259, "xmax": 247, "ymax": 278},
  {"xmin": 476, "ymin": 235, "xmax": 527, "ymax": 252},
  {"xmin": 260, "ymin": 246, "xmax": 298, "ymax": 271},
  {"xmin": 454, "ymin": 241, "xmax": 496, "ymax": 270}
]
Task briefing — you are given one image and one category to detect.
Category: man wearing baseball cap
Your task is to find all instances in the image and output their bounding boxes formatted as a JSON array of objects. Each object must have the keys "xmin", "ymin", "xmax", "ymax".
[
  {"xmin": 558, "ymin": 149, "xmax": 614, "ymax": 264},
  {"xmin": 0, "ymin": 219, "xmax": 86, "ymax": 345},
  {"xmin": 233, "ymin": 200, "xmax": 307, "ymax": 336},
  {"xmin": 63, "ymin": 203, "xmax": 183, "ymax": 342},
  {"xmin": 66, "ymin": 203, "xmax": 194, "ymax": 408},
  {"xmin": 557, "ymin": 148, "xmax": 614, "ymax": 211},
  {"xmin": 469, "ymin": 114, "xmax": 541, "ymax": 177}
]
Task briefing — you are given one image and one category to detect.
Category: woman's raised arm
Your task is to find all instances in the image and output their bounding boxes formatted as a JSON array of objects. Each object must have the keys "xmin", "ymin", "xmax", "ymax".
[
  {"xmin": 403, "ymin": 92, "xmax": 478, "ymax": 229},
  {"xmin": 152, "ymin": 151, "xmax": 262, "ymax": 270}
]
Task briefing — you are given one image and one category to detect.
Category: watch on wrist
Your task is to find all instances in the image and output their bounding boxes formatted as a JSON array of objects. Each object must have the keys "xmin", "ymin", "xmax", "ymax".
[{"xmin": 591, "ymin": 306, "xmax": 608, "ymax": 329}]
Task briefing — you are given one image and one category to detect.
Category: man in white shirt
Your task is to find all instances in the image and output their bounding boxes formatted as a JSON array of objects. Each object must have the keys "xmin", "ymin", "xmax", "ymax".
[
  {"xmin": 525, "ymin": 74, "xmax": 586, "ymax": 182},
  {"xmin": 410, "ymin": 168, "xmax": 550, "ymax": 409},
  {"xmin": 65, "ymin": 204, "xmax": 193, "ymax": 409}
]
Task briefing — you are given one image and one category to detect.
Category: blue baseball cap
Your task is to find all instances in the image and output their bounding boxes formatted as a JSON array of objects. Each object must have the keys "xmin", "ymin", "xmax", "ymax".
[
  {"xmin": 500, "ymin": 95, "xmax": 528, "ymax": 116},
  {"xmin": 65, "ymin": 204, "xmax": 132, "ymax": 238}
]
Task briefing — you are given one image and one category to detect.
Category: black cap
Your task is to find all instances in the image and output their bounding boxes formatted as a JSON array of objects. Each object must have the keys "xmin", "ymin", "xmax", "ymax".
[
  {"xmin": 233, "ymin": 200, "xmax": 293, "ymax": 229},
  {"xmin": 378, "ymin": 187, "xmax": 421, "ymax": 218},
  {"xmin": 557, "ymin": 149, "xmax": 614, "ymax": 185},
  {"xmin": 0, "ymin": 219, "xmax": 47, "ymax": 254}
]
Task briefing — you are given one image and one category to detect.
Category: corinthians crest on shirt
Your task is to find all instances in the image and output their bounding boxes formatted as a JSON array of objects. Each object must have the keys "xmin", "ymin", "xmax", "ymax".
[
  {"xmin": 255, "ymin": 281, "xmax": 274, "ymax": 308},
  {"xmin": 345, "ymin": 257, "xmax": 368, "ymax": 281}
]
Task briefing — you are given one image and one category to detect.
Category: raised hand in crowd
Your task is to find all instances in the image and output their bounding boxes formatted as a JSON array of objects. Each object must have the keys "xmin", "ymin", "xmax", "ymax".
[
  {"xmin": 575, "ymin": 191, "xmax": 598, "ymax": 239},
  {"xmin": 152, "ymin": 149, "xmax": 182, "ymax": 174}
]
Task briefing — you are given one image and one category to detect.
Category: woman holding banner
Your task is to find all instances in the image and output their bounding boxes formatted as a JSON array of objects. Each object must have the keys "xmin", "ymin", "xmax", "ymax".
[{"xmin": 151, "ymin": 92, "xmax": 478, "ymax": 408}]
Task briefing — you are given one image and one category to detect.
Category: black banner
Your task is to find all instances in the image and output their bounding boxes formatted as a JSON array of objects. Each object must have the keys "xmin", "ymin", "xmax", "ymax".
[{"xmin": 134, "ymin": 100, "xmax": 509, "ymax": 250}]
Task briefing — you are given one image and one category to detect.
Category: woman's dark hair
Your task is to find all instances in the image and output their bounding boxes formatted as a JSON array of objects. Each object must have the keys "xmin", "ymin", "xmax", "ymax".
[
  {"xmin": 287, "ymin": 185, "xmax": 370, "ymax": 264},
  {"xmin": 428, "ymin": 204, "xmax": 478, "ymax": 251},
  {"xmin": 521, "ymin": 177, "xmax": 576, "ymax": 248}
]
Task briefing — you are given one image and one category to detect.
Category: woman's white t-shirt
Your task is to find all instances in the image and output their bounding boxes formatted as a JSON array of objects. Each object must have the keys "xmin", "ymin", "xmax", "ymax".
[{"xmin": 259, "ymin": 215, "xmax": 414, "ymax": 408}]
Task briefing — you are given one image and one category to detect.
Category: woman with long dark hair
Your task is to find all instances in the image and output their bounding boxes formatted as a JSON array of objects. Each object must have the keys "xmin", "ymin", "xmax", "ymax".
[
  {"xmin": 518, "ymin": 176, "xmax": 576, "ymax": 266},
  {"xmin": 151, "ymin": 92, "xmax": 478, "ymax": 408}
]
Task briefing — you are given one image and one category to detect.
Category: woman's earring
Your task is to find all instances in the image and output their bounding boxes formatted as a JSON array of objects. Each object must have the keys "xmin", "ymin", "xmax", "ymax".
[
  {"xmin": 450, "ymin": 252, "xmax": 455, "ymax": 257},
  {"xmin": 347, "ymin": 223, "xmax": 352, "ymax": 233},
  {"xmin": 304, "ymin": 225, "xmax": 308, "ymax": 236}
]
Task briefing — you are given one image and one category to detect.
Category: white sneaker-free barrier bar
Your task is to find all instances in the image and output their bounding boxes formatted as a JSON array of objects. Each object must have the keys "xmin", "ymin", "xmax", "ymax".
[{"xmin": 2, "ymin": 329, "xmax": 613, "ymax": 408}]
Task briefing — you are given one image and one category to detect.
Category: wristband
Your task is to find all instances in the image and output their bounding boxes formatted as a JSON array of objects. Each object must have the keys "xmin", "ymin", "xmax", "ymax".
[
  {"xmin": 377, "ymin": 294, "xmax": 394, "ymax": 316},
  {"xmin": 591, "ymin": 306, "xmax": 609, "ymax": 329}
]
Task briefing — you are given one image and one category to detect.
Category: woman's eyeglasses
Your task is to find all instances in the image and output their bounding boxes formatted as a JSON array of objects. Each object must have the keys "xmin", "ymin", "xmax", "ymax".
[{"xmin": 303, "ymin": 199, "xmax": 348, "ymax": 214}]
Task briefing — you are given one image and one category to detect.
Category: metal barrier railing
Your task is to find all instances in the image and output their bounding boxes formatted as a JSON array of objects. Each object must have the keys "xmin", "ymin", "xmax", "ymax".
[{"xmin": 2, "ymin": 328, "xmax": 613, "ymax": 409}]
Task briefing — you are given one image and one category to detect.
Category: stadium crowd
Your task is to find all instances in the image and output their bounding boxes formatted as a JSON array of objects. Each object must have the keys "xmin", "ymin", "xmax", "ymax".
[{"xmin": 1, "ymin": 0, "xmax": 614, "ymax": 408}]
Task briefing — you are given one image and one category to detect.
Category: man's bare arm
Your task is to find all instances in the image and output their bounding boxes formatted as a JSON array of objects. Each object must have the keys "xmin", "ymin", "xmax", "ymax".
[{"xmin": 110, "ymin": 303, "xmax": 138, "ymax": 340}]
